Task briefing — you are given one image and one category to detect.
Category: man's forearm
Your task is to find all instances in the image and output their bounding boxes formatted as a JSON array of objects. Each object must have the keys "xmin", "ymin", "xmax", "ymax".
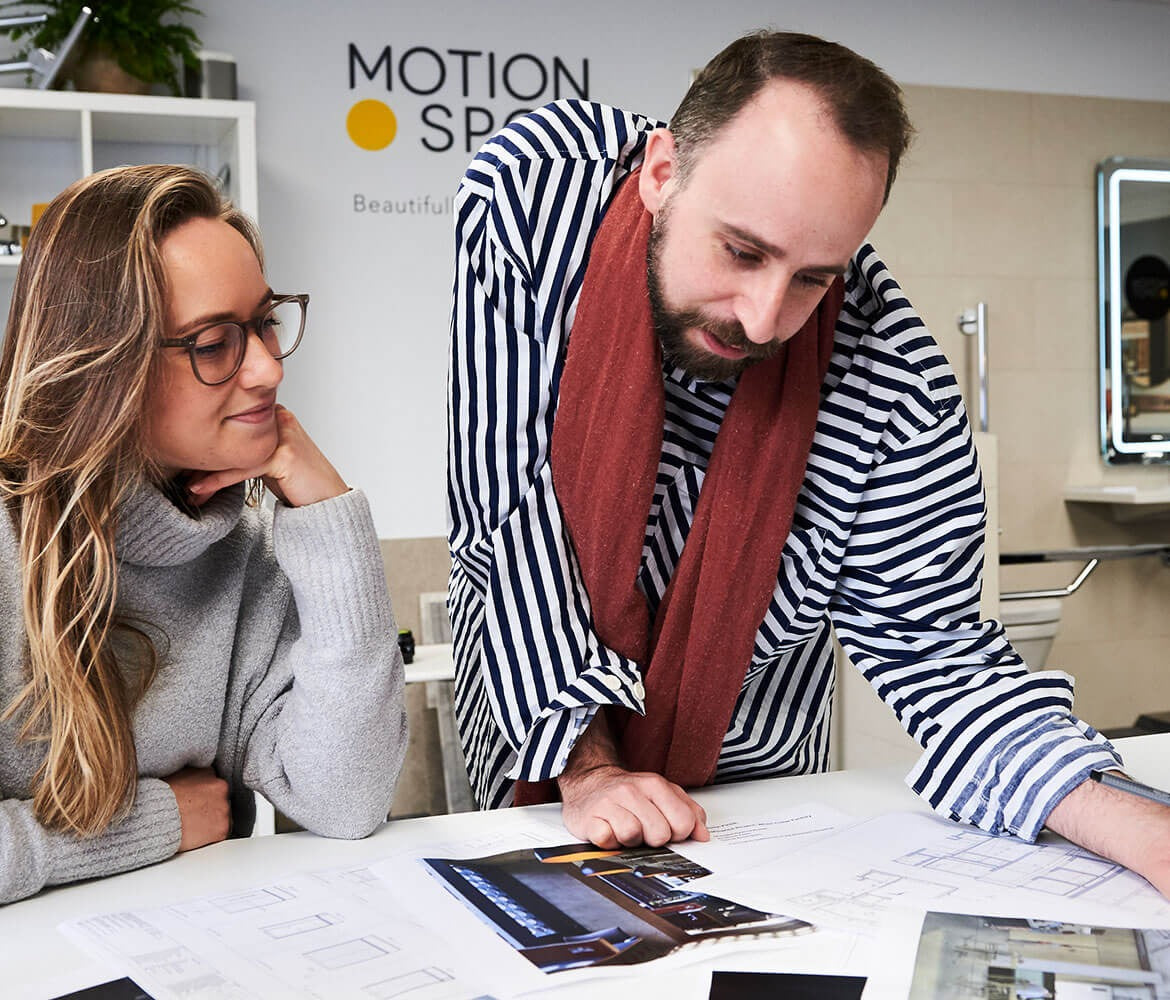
[{"xmin": 1045, "ymin": 772, "xmax": 1170, "ymax": 897}]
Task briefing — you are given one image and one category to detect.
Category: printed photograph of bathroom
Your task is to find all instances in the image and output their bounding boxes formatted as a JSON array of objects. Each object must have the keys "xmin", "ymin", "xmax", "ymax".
[
  {"xmin": 908, "ymin": 911, "xmax": 1170, "ymax": 1000},
  {"xmin": 422, "ymin": 843, "xmax": 809, "ymax": 973}
]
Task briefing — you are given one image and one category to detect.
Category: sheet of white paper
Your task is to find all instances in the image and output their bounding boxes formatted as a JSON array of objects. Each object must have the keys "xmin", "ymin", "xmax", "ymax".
[
  {"xmin": 59, "ymin": 813, "xmax": 570, "ymax": 1000},
  {"xmin": 704, "ymin": 811, "xmax": 1170, "ymax": 938},
  {"xmin": 62, "ymin": 863, "xmax": 501, "ymax": 1000},
  {"xmin": 846, "ymin": 907, "xmax": 929, "ymax": 1000},
  {"xmin": 680, "ymin": 801, "xmax": 854, "ymax": 877}
]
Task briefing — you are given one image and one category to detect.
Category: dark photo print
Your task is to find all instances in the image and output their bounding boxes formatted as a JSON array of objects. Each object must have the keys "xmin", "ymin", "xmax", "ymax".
[{"xmin": 424, "ymin": 842, "xmax": 811, "ymax": 973}]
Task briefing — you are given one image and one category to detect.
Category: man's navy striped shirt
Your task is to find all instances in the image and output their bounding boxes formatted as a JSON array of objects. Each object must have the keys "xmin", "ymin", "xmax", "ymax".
[{"xmin": 446, "ymin": 100, "xmax": 1119, "ymax": 839}]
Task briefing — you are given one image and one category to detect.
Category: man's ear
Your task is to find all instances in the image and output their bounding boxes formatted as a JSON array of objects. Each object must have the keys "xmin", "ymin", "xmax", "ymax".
[{"xmin": 638, "ymin": 128, "xmax": 678, "ymax": 215}]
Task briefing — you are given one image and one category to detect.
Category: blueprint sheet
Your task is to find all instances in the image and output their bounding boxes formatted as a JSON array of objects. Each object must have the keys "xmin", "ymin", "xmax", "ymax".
[
  {"xmin": 700, "ymin": 810, "xmax": 1170, "ymax": 938},
  {"xmin": 63, "ymin": 863, "xmax": 501, "ymax": 1000},
  {"xmin": 60, "ymin": 817, "xmax": 569, "ymax": 1000}
]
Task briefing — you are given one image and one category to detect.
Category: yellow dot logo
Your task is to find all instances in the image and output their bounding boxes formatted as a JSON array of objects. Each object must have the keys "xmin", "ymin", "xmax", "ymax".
[{"xmin": 346, "ymin": 99, "xmax": 397, "ymax": 151}]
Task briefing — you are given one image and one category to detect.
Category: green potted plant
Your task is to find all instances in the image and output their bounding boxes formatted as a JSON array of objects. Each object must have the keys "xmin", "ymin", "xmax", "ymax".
[{"xmin": 0, "ymin": 0, "xmax": 203, "ymax": 95}]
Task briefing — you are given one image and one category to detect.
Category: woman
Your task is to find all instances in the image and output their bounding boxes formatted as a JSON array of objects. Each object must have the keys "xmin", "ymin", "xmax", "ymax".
[{"xmin": 0, "ymin": 164, "xmax": 407, "ymax": 904}]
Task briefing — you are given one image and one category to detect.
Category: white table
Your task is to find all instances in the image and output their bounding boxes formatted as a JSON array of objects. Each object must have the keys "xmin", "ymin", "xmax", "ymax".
[
  {"xmin": 4, "ymin": 735, "xmax": 1168, "ymax": 999},
  {"xmin": 404, "ymin": 641, "xmax": 455, "ymax": 686}
]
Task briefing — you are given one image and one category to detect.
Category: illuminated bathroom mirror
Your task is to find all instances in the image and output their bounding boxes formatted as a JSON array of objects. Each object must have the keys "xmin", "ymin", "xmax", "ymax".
[{"xmin": 1098, "ymin": 157, "xmax": 1170, "ymax": 463}]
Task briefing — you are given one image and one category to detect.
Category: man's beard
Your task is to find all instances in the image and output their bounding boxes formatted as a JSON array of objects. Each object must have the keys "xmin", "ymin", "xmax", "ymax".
[{"xmin": 645, "ymin": 210, "xmax": 781, "ymax": 382}]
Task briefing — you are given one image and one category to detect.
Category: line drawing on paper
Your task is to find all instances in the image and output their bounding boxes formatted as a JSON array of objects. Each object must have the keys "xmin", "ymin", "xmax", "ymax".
[
  {"xmin": 893, "ymin": 829, "xmax": 1123, "ymax": 898},
  {"xmin": 306, "ymin": 935, "xmax": 400, "ymax": 970},
  {"xmin": 72, "ymin": 913, "xmax": 253, "ymax": 1000},
  {"xmin": 310, "ymin": 866, "xmax": 381, "ymax": 890},
  {"xmin": 364, "ymin": 966, "xmax": 454, "ymax": 999},
  {"xmin": 791, "ymin": 867, "xmax": 957, "ymax": 927},
  {"xmin": 212, "ymin": 887, "xmax": 297, "ymax": 913},
  {"xmin": 261, "ymin": 914, "xmax": 339, "ymax": 939}
]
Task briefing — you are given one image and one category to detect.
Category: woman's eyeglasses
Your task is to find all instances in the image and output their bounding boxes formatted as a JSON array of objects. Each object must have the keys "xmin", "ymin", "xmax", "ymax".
[{"xmin": 160, "ymin": 292, "xmax": 309, "ymax": 386}]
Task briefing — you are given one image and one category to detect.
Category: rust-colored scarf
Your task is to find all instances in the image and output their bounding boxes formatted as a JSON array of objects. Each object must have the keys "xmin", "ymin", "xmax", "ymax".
[{"xmin": 514, "ymin": 170, "xmax": 842, "ymax": 805}]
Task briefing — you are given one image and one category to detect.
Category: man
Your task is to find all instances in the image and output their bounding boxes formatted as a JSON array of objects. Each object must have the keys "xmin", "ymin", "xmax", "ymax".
[{"xmin": 446, "ymin": 31, "xmax": 1170, "ymax": 894}]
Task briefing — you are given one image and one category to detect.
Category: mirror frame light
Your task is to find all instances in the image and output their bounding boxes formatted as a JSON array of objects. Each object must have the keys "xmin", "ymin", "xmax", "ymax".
[{"xmin": 1098, "ymin": 157, "xmax": 1170, "ymax": 463}]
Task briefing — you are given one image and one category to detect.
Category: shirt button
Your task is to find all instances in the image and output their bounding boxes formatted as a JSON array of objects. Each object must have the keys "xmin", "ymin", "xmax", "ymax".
[
  {"xmin": 602, "ymin": 674, "xmax": 622, "ymax": 692},
  {"xmin": 632, "ymin": 681, "xmax": 646, "ymax": 700}
]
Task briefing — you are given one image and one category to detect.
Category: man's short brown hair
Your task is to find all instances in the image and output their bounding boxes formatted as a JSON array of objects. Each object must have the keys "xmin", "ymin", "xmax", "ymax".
[{"xmin": 669, "ymin": 30, "xmax": 914, "ymax": 203}]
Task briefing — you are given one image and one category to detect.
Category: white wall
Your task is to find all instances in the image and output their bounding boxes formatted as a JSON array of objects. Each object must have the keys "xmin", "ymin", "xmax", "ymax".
[{"xmin": 179, "ymin": 0, "xmax": 1170, "ymax": 537}]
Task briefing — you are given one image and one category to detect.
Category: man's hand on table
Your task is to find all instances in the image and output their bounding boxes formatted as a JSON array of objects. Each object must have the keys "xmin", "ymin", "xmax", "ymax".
[
  {"xmin": 1045, "ymin": 772, "xmax": 1170, "ymax": 899},
  {"xmin": 555, "ymin": 710, "xmax": 710, "ymax": 849}
]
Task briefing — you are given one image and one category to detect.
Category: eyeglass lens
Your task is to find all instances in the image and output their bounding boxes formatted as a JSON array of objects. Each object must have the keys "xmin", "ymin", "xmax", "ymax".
[{"xmin": 191, "ymin": 299, "xmax": 303, "ymax": 384}]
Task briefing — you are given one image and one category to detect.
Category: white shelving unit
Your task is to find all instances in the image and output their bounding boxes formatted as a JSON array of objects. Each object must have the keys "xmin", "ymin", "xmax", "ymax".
[{"xmin": 1, "ymin": 88, "xmax": 257, "ymax": 316}]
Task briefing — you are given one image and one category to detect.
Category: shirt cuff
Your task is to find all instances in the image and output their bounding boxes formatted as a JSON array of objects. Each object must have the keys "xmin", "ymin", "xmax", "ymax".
[
  {"xmin": 503, "ymin": 656, "xmax": 647, "ymax": 782},
  {"xmin": 909, "ymin": 701, "xmax": 1122, "ymax": 841}
]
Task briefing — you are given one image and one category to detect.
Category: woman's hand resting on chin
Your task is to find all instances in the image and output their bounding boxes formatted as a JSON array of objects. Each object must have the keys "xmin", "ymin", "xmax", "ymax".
[{"xmin": 185, "ymin": 405, "xmax": 348, "ymax": 508}]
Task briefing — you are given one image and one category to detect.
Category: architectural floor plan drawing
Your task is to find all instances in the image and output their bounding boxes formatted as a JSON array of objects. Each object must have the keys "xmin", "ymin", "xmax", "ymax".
[
  {"xmin": 895, "ymin": 827, "xmax": 1122, "ymax": 898},
  {"xmin": 707, "ymin": 811, "xmax": 1170, "ymax": 936},
  {"xmin": 63, "ymin": 864, "xmax": 499, "ymax": 1000},
  {"xmin": 62, "ymin": 818, "xmax": 574, "ymax": 1000},
  {"xmin": 789, "ymin": 868, "xmax": 959, "ymax": 931}
]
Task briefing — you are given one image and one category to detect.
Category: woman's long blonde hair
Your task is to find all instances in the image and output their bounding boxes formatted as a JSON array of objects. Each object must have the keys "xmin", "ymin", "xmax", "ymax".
[{"xmin": 0, "ymin": 164, "xmax": 261, "ymax": 835}]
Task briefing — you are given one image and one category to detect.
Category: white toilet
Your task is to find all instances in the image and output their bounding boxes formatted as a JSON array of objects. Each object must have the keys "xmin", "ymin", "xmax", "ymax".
[{"xmin": 1000, "ymin": 597, "xmax": 1064, "ymax": 670}]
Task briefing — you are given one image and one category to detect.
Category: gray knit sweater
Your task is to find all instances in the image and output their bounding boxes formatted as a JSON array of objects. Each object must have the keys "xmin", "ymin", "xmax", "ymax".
[{"xmin": 0, "ymin": 482, "xmax": 407, "ymax": 904}]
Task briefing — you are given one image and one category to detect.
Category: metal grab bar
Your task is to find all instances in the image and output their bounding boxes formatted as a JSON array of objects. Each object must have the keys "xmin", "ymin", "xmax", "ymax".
[
  {"xmin": 1001, "ymin": 560, "xmax": 1100, "ymax": 601},
  {"xmin": 1000, "ymin": 543, "xmax": 1170, "ymax": 601},
  {"xmin": 957, "ymin": 303, "xmax": 989, "ymax": 432},
  {"xmin": 0, "ymin": 15, "xmax": 51, "ymax": 29}
]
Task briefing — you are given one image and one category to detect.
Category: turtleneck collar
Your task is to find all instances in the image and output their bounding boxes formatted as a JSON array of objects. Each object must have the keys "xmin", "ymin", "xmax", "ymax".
[{"xmin": 116, "ymin": 481, "xmax": 246, "ymax": 568}]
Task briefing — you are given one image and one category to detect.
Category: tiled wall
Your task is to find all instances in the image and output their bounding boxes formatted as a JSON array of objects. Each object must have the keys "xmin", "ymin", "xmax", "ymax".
[
  {"xmin": 868, "ymin": 84, "xmax": 1170, "ymax": 731},
  {"xmin": 380, "ymin": 537, "xmax": 452, "ymax": 817},
  {"xmin": 379, "ymin": 536, "xmax": 450, "ymax": 640}
]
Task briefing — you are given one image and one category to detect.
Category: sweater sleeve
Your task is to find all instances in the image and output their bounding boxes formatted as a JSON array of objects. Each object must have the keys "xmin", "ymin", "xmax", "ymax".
[
  {"xmin": 0, "ymin": 777, "xmax": 180, "ymax": 905},
  {"xmin": 222, "ymin": 488, "xmax": 407, "ymax": 839}
]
